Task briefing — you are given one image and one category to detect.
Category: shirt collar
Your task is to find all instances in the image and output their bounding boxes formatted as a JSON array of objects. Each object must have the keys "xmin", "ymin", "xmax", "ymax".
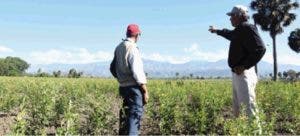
[
  {"xmin": 123, "ymin": 38, "xmax": 138, "ymax": 48},
  {"xmin": 236, "ymin": 21, "xmax": 248, "ymax": 28},
  {"xmin": 124, "ymin": 38, "xmax": 135, "ymax": 43}
]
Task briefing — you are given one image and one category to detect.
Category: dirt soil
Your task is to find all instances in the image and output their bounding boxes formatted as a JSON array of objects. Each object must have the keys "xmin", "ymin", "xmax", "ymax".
[{"xmin": 0, "ymin": 112, "xmax": 16, "ymax": 135}]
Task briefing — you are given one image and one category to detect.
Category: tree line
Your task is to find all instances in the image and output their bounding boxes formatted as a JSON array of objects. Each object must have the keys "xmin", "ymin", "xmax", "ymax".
[
  {"xmin": 34, "ymin": 68, "xmax": 83, "ymax": 78},
  {"xmin": 276, "ymin": 69, "xmax": 300, "ymax": 81},
  {"xmin": 1, "ymin": 56, "xmax": 300, "ymax": 80},
  {"xmin": 0, "ymin": 56, "xmax": 83, "ymax": 78}
]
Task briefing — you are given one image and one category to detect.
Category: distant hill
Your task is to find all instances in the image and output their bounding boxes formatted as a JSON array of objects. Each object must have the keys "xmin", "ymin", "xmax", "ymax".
[{"xmin": 27, "ymin": 59, "xmax": 300, "ymax": 78}]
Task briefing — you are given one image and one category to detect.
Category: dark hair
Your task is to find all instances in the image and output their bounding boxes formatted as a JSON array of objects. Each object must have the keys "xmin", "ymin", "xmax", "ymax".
[{"xmin": 126, "ymin": 32, "xmax": 139, "ymax": 38}]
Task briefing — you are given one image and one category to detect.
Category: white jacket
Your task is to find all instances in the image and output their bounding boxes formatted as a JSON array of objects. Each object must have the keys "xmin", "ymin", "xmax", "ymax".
[{"xmin": 113, "ymin": 38, "xmax": 147, "ymax": 87}]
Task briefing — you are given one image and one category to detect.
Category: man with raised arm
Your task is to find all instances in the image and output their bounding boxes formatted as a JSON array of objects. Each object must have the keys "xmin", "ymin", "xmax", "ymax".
[{"xmin": 209, "ymin": 5, "xmax": 266, "ymax": 119}]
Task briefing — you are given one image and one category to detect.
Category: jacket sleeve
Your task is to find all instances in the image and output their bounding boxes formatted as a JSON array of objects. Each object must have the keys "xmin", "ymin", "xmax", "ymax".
[
  {"xmin": 127, "ymin": 47, "xmax": 147, "ymax": 85},
  {"xmin": 216, "ymin": 29, "xmax": 234, "ymax": 41},
  {"xmin": 240, "ymin": 25, "xmax": 266, "ymax": 69},
  {"xmin": 109, "ymin": 51, "xmax": 118, "ymax": 78}
]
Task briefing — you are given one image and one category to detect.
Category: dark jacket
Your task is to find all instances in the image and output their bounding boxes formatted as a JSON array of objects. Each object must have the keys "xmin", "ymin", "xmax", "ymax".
[{"xmin": 216, "ymin": 22, "xmax": 266, "ymax": 70}]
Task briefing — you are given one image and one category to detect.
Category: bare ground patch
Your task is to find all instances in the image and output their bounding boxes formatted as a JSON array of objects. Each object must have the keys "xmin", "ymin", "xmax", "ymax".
[{"xmin": 0, "ymin": 111, "xmax": 17, "ymax": 135}]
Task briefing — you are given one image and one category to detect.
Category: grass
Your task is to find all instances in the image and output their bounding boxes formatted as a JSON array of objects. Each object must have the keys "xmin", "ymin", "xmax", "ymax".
[{"xmin": 0, "ymin": 77, "xmax": 299, "ymax": 135}]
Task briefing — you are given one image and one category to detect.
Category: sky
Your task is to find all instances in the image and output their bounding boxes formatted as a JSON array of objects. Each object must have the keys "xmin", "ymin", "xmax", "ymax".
[{"xmin": 0, "ymin": 0, "xmax": 299, "ymax": 67}]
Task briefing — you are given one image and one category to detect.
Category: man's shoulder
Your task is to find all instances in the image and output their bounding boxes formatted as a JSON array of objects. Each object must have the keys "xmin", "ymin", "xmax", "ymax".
[
  {"xmin": 240, "ymin": 22, "xmax": 256, "ymax": 31},
  {"xmin": 123, "ymin": 41, "xmax": 138, "ymax": 51},
  {"xmin": 241, "ymin": 22, "xmax": 253, "ymax": 27},
  {"xmin": 116, "ymin": 40, "xmax": 134, "ymax": 48},
  {"xmin": 235, "ymin": 22, "xmax": 258, "ymax": 36},
  {"xmin": 115, "ymin": 42, "xmax": 125, "ymax": 50}
]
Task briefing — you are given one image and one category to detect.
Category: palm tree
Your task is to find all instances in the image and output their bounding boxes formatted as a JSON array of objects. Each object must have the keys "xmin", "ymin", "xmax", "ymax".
[
  {"xmin": 288, "ymin": 28, "xmax": 300, "ymax": 53},
  {"xmin": 250, "ymin": 0, "xmax": 299, "ymax": 81}
]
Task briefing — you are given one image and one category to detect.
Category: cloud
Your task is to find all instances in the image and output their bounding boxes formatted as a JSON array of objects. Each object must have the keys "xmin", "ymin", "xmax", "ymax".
[
  {"xmin": 29, "ymin": 48, "xmax": 113, "ymax": 64},
  {"xmin": 144, "ymin": 53, "xmax": 191, "ymax": 64},
  {"xmin": 184, "ymin": 43, "xmax": 227, "ymax": 62},
  {"xmin": 261, "ymin": 51, "xmax": 273, "ymax": 64},
  {"xmin": 27, "ymin": 44, "xmax": 300, "ymax": 66},
  {"xmin": 0, "ymin": 46, "xmax": 14, "ymax": 53},
  {"xmin": 262, "ymin": 50, "xmax": 300, "ymax": 66},
  {"xmin": 184, "ymin": 43, "xmax": 300, "ymax": 66},
  {"xmin": 143, "ymin": 43, "xmax": 227, "ymax": 64}
]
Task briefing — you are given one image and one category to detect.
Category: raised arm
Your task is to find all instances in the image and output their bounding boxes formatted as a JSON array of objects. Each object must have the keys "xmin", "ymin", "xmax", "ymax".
[{"xmin": 209, "ymin": 26, "xmax": 234, "ymax": 41}]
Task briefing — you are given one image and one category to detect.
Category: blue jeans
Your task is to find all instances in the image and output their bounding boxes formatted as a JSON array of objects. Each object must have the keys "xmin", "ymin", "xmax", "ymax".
[{"xmin": 119, "ymin": 85, "xmax": 144, "ymax": 135}]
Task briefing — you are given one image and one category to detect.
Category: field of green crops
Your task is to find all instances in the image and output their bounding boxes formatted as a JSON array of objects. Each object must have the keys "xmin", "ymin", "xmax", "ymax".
[{"xmin": 0, "ymin": 77, "xmax": 299, "ymax": 135}]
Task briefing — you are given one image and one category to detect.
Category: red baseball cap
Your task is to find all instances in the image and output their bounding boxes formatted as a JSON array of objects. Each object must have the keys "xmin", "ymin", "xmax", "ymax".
[{"xmin": 127, "ymin": 24, "xmax": 141, "ymax": 36}]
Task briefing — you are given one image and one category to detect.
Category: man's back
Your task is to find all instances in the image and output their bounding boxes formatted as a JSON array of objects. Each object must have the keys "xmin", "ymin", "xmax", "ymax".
[
  {"xmin": 114, "ymin": 38, "xmax": 143, "ymax": 87},
  {"xmin": 112, "ymin": 24, "xmax": 148, "ymax": 135}
]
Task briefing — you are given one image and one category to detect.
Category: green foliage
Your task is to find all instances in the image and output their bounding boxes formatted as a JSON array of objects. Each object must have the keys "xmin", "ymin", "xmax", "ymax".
[
  {"xmin": 0, "ymin": 57, "xmax": 29, "ymax": 76},
  {"xmin": 278, "ymin": 70, "xmax": 300, "ymax": 81},
  {"xmin": 68, "ymin": 68, "xmax": 83, "ymax": 78},
  {"xmin": 35, "ymin": 68, "xmax": 52, "ymax": 77},
  {"xmin": 53, "ymin": 70, "xmax": 62, "ymax": 78},
  {"xmin": 0, "ymin": 78, "xmax": 299, "ymax": 135},
  {"xmin": 250, "ymin": 0, "xmax": 299, "ymax": 37},
  {"xmin": 288, "ymin": 28, "xmax": 300, "ymax": 53},
  {"xmin": 250, "ymin": 0, "xmax": 299, "ymax": 81}
]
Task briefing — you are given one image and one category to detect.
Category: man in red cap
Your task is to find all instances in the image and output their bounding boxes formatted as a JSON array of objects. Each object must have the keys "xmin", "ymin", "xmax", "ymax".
[{"xmin": 110, "ymin": 24, "xmax": 148, "ymax": 135}]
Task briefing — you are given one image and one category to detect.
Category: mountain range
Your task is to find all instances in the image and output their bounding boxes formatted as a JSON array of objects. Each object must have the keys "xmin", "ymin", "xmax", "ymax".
[{"xmin": 27, "ymin": 59, "xmax": 300, "ymax": 78}]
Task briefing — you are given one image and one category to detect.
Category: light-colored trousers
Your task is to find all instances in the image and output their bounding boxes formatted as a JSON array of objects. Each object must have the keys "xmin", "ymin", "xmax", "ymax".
[{"xmin": 232, "ymin": 67, "xmax": 258, "ymax": 117}]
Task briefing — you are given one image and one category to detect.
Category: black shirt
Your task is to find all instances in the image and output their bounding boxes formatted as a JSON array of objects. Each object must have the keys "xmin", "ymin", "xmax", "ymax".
[{"xmin": 216, "ymin": 22, "xmax": 266, "ymax": 70}]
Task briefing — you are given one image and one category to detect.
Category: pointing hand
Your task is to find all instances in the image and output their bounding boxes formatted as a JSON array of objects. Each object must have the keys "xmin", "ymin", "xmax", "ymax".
[{"xmin": 209, "ymin": 26, "xmax": 217, "ymax": 33}]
